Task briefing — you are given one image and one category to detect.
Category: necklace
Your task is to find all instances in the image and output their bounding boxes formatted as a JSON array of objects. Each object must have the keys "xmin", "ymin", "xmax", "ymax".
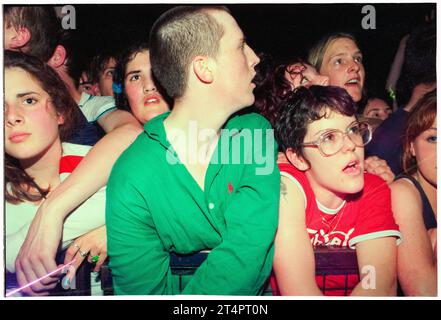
[{"xmin": 320, "ymin": 207, "xmax": 345, "ymax": 234}]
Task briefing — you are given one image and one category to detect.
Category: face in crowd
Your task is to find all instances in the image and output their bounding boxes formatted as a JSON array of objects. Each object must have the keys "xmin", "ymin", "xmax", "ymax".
[
  {"xmin": 124, "ymin": 50, "xmax": 169, "ymax": 124},
  {"xmin": 302, "ymin": 111, "xmax": 366, "ymax": 199},
  {"xmin": 412, "ymin": 116, "xmax": 437, "ymax": 188},
  {"xmin": 319, "ymin": 38, "xmax": 365, "ymax": 103},
  {"xmin": 5, "ymin": 67, "xmax": 63, "ymax": 161},
  {"xmin": 99, "ymin": 57, "xmax": 117, "ymax": 97},
  {"xmin": 209, "ymin": 9, "xmax": 261, "ymax": 111},
  {"xmin": 363, "ymin": 98, "xmax": 392, "ymax": 121}
]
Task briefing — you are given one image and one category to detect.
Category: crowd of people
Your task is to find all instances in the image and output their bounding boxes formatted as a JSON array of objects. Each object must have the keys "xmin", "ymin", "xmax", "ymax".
[{"xmin": 3, "ymin": 5, "xmax": 437, "ymax": 297}]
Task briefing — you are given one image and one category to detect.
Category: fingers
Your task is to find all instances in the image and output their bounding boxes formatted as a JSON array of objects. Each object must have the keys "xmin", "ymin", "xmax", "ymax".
[
  {"xmin": 93, "ymin": 252, "xmax": 107, "ymax": 272},
  {"xmin": 15, "ymin": 254, "xmax": 59, "ymax": 295},
  {"xmin": 64, "ymin": 242, "xmax": 80, "ymax": 264}
]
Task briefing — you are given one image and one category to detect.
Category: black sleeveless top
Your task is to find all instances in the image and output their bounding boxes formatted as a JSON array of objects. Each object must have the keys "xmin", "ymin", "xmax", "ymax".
[{"xmin": 395, "ymin": 174, "xmax": 437, "ymax": 230}]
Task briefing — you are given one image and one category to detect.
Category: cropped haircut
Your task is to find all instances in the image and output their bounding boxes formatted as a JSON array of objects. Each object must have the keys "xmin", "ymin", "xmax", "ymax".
[
  {"xmin": 275, "ymin": 85, "xmax": 356, "ymax": 162},
  {"xmin": 308, "ymin": 32, "xmax": 358, "ymax": 73},
  {"xmin": 402, "ymin": 90, "xmax": 437, "ymax": 175},
  {"xmin": 4, "ymin": 6, "xmax": 60, "ymax": 62},
  {"xmin": 5, "ymin": 50, "xmax": 81, "ymax": 204},
  {"xmin": 149, "ymin": 5, "xmax": 229, "ymax": 98}
]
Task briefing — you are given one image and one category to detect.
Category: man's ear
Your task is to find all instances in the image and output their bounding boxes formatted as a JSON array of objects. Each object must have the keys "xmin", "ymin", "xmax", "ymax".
[
  {"xmin": 285, "ymin": 148, "xmax": 310, "ymax": 171},
  {"xmin": 192, "ymin": 56, "xmax": 214, "ymax": 84},
  {"xmin": 47, "ymin": 45, "xmax": 67, "ymax": 69},
  {"xmin": 8, "ymin": 27, "xmax": 31, "ymax": 49}
]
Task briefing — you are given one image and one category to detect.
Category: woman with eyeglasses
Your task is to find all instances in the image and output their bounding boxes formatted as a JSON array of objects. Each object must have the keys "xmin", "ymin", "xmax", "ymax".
[
  {"xmin": 271, "ymin": 86, "xmax": 402, "ymax": 296},
  {"xmin": 389, "ymin": 91, "xmax": 437, "ymax": 296}
]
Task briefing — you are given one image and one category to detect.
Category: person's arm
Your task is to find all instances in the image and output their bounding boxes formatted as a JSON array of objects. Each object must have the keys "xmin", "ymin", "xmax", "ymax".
[
  {"xmin": 182, "ymin": 116, "xmax": 280, "ymax": 295},
  {"xmin": 15, "ymin": 124, "xmax": 142, "ymax": 295},
  {"xmin": 390, "ymin": 180, "xmax": 437, "ymax": 296},
  {"xmin": 97, "ymin": 108, "xmax": 141, "ymax": 133},
  {"xmin": 351, "ymin": 237, "xmax": 397, "ymax": 296},
  {"xmin": 386, "ymin": 34, "xmax": 409, "ymax": 111},
  {"xmin": 273, "ymin": 176, "xmax": 323, "ymax": 296}
]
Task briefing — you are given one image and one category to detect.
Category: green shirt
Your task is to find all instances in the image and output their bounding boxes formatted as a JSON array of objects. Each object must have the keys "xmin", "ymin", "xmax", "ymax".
[{"xmin": 106, "ymin": 111, "xmax": 280, "ymax": 295}]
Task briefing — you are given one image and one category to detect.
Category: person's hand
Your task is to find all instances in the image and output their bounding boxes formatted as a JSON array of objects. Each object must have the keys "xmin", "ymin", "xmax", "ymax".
[
  {"xmin": 15, "ymin": 205, "xmax": 64, "ymax": 296},
  {"xmin": 64, "ymin": 226, "xmax": 107, "ymax": 284},
  {"xmin": 364, "ymin": 156, "xmax": 395, "ymax": 184},
  {"xmin": 427, "ymin": 228, "xmax": 437, "ymax": 259}
]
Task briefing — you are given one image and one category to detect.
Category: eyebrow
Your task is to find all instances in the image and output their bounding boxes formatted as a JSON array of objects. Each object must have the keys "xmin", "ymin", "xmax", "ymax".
[
  {"xmin": 329, "ymin": 51, "xmax": 362, "ymax": 60},
  {"xmin": 125, "ymin": 70, "xmax": 141, "ymax": 79},
  {"xmin": 311, "ymin": 121, "xmax": 359, "ymax": 138},
  {"xmin": 16, "ymin": 91, "xmax": 39, "ymax": 98}
]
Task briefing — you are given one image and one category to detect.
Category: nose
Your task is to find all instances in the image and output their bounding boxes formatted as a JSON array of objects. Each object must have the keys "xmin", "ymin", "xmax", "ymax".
[
  {"xmin": 143, "ymin": 77, "xmax": 157, "ymax": 93},
  {"xmin": 247, "ymin": 44, "xmax": 260, "ymax": 68},
  {"xmin": 341, "ymin": 133, "xmax": 357, "ymax": 153},
  {"xmin": 347, "ymin": 59, "xmax": 360, "ymax": 74},
  {"xmin": 5, "ymin": 104, "xmax": 24, "ymax": 127}
]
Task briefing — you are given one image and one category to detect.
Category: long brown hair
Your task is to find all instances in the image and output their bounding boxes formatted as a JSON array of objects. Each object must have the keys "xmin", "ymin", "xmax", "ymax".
[
  {"xmin": 402, "ymin": 90, "xmax": 437, "ymax": 175},
  {"xmin": 5, "ymin": 50, "xmax": 81, "ymax": 204}
]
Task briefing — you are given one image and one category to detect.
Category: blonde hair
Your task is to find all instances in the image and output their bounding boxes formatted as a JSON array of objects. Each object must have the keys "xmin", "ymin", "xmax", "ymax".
[{"xmin": 308, "ymin": 32, "xmax": 357, "ymax": 72}]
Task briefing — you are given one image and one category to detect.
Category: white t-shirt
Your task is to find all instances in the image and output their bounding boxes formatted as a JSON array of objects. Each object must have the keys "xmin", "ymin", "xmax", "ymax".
[
  {"xmin": 5, "ymin": 143, "xmax": 106, "ymax": 272},
  {"xmin": 78, "ymin": 92, "xmax": 116, "ymax": 123}
]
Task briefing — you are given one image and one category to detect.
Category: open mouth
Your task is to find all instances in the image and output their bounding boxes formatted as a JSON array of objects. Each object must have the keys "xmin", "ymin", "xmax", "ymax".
[
  {"xmin": 342, "ymin": 160, "xmax": 360, "ymax": 175},
  {"xmin": 144, "ymin": 95, "xmax": 161, "ymax": 105},
  {"xmin": 345, "ymin": 78, "xmax": 360, "ymax": 85}
]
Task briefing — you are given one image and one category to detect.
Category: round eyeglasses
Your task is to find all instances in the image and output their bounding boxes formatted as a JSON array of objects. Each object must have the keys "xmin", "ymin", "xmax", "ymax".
[{"xmin": 303, "ymin": 121, "xmax": 372, "ymax": 157}]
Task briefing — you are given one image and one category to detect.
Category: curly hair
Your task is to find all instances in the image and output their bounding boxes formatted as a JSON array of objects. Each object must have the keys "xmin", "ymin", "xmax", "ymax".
[
  {"xmin": 5, "ymin": 50, "xmax": 82, "ymax": 204},
  {"xmin": 254, "ymin": 55, "xmax": 307, "ymax": 127},
  {"xmin": 402, "ymin": 90, "xmax": 437, "ymax": 175},
  {"xmin": 274, "ymin": 85, "xmax": 356, "ymax": 162}
]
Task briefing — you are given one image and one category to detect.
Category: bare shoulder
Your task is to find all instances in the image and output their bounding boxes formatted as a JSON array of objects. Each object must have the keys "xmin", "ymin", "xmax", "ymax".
[
  {"xmin": 390, "ymin": 178, "xmax": 420, "ymax": 200},
  {"xmin": 390, "ymin": 178, "xmax": 423, "ymax": 221}
]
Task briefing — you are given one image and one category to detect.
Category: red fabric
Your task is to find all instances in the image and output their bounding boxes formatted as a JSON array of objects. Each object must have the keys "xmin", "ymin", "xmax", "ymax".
[
  {"xmin": 272, "ymin": 163, "xmax": 399, "ymax": 296},
  {"xmin": 59, "ymin": 155, "xmax": 83, "ymax": 174}
]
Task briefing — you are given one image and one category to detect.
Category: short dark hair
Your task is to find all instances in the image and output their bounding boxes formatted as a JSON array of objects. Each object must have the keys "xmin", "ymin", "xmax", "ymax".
[
  {"xmin": 396, "ymin": 24, "xmax": 436, "ymax": 107},
  {"xmin": 113, "ymin": 42, "xmax": 172, "ymax": 113},
  {"xmin": 113, "ymin": 42, "xmax": 150, "ymax": 111},
  {"xmin": 275, "ymin": 86, "xmax": 356, "ymax": 161},
  {"xmin": 90, "ymin": 51, "xmax": 117, "ymax": 82},
  {"xmin": 4, "ymin": 6, "xmax": 60, "ymax": 62},
  {"xmin": 149, "ymin": 5, "xmax": 229, "ymax": 98},
  {"xmin": 5, "ymin": 50, "xmax": 81, "ymax": 204}
]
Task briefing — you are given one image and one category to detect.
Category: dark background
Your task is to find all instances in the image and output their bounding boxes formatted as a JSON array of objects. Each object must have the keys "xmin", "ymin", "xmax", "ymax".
[{"xmin": 70, "ymin": 3, "xmax": 435, "ymax": 96}]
